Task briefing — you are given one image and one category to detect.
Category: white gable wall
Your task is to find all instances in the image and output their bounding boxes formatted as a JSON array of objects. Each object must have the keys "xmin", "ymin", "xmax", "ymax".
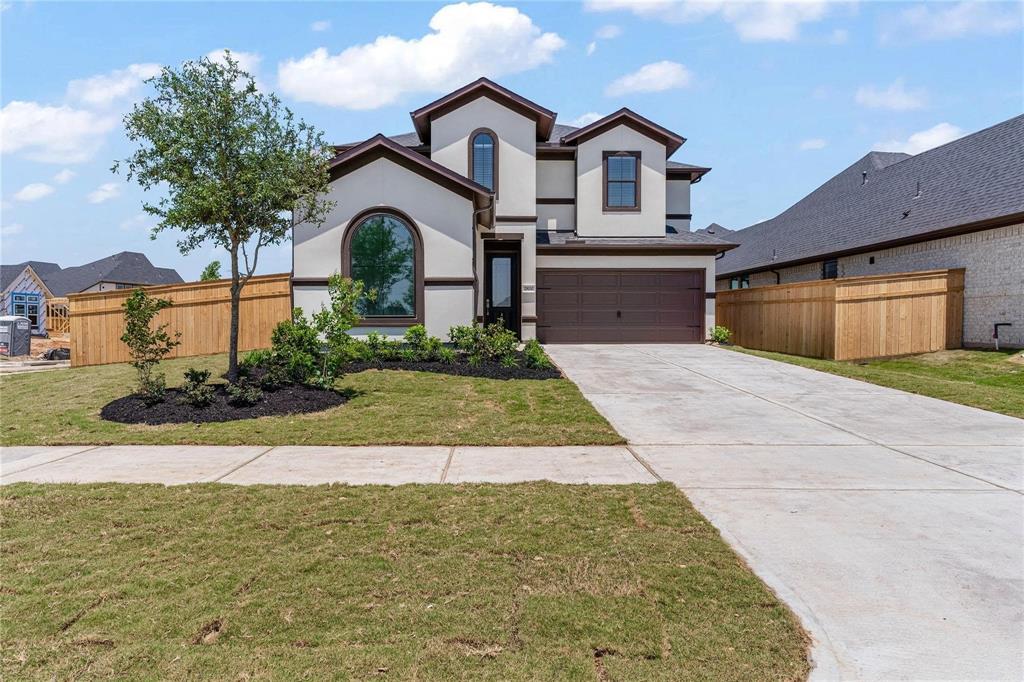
[{"xmin": 576, "ymin": 125, "xmax": 667, "ymax": 238}]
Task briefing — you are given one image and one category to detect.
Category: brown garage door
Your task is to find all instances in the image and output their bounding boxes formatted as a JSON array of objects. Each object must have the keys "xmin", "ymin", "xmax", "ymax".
[{"xmin": 537, "ymin": 269, "xmax": 705, "ymax": 343}]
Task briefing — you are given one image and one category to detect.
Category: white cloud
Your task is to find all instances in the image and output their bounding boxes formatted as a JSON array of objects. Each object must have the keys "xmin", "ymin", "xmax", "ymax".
[
  {"xmin": 119, "ymin": 212, "xmax": 156, "ymax": 233},
  {"xmin": 207, "ymin": 49, "xmax": 262, "ymax": 76},
  {"xmin": 566, "ymin": 112, "xmax": 606, "ymax": 128},
  {"xmin": 827, "ymin": 28, "xmax": 848, "ymax": 44},
  {"xmin": 876, "ymin": 122, "xmax": 965, "ymax": 155},
  {"xmin": 87, "ymin": 182, "xmax": 121, "ymax": 204},
  {"xmin": 278, "ymin": 2, "xmax": 565, "ymax": 109},
  {"xmin": 798, "ymin": 138, "xmax": 827, "ymax": 150},
  {"xmin": 595, "ymin": 24, "xmax": 622, "ymax": 39},
  {"xmin": 0, "ymin": 101, "xmax": 117, "ymax": 163},
  {"xmin": 53, "ymin": 168, "xmax": 76, "ymax": 184},
  {"xmin": 855, "ymin": 79, "xmax": 927, "ymax": 111},
  {"xmin": 311, "ymin": 19, "xmax": 331, "ymax": 32},
  {"xmin": 585, "ymin": 0, "xmax": 831, "ymax": 42},
  {"xmin": 880, "ymin": 1, "xmax": 1022, "ymax": 43},
  {"xmin": 586, "ymin": 41, "xmax": 598, "ymax": 56},
  {"xmin": 1, "ymin": 223, "xmax": 24, "ymax": 237},
  {"xmin": 605, "ymin": 60, "xmax": 691, "ymax": 97},
  {"xmin": 14, "ymin": 183, "xmax": 55, "ymax": 202},
  {"xmin": 66, "ymin": 63, "xmax": 161, "ymax": 109}
]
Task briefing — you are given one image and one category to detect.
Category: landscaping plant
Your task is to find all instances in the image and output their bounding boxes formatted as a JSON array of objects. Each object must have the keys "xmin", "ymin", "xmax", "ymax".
[
  {"xmin": 225, "ymin": 379, "xmax": 263, "ymax": 406},
  {"xmin": 523, "ymin": 338, "xmax": 553, "ymax": 369},
  {"xmin": 179, "ymin": 367, "xmax": 214, "ymax": 407},
  {"xmin": 449, "ymin": 322, "xmax": 519, "ymax": 366},
  {"xmin": 710, "ymin": 325, "xmax": 732, "ymax": 344},
  {"xmin": 116, "ymin": 50, "xmax": 335, "ymax": 379},
  {"xmin": 120, "ymin": 288, "xmax": 181, "ymax": 405}
]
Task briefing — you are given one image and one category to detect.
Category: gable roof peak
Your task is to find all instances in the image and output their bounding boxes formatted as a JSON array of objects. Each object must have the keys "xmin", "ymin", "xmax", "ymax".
[
  {"xmin": 558, "ymin": 108, "xmax": 686, "ymax": 156},
  {"xmin": 409, "ymin": 78, "xmax": 556, "ymax": 144}
]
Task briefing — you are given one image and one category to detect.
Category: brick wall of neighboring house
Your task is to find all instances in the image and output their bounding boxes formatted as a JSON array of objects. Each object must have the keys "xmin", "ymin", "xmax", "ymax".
[{"xmin": 717, "ymin": 223, "xmax": 1024, "ymax": 348}]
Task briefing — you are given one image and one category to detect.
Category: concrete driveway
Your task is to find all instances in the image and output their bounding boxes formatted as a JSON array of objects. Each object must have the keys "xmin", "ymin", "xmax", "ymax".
[{"xmin": 545, "ymin": 344, "xmax": 1024, "ymax": 681}]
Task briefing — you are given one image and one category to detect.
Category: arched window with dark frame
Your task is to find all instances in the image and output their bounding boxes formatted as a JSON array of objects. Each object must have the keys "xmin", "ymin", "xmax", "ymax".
[
  {"xmin": 343, "ymin": 210, "xmax": 421, "ymax": 320},
  {"xmin": 469, "ymin": 129, "xmax": 497, "ymax": 192}
]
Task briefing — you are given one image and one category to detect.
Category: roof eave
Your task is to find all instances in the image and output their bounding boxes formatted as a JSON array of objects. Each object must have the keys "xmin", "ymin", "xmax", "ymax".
[
  {"xmin": 537, "ymin": 243, "xmax": 736, "ymax": 256},
  {"xmin": 559, "ymin": 108, "xmax": 686, "ymax": 156}
]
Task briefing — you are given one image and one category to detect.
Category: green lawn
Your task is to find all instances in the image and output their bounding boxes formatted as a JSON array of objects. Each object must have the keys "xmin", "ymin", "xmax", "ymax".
[
  {"xmin": 0, "ymin": 482, "xmax": 809, "ymax": 680},
  {"xmin": 0, "ymin": 354, "xmax": 621, "ymax": 446},
  {"xmin": 732, "ymin": 347, "xmax": 1024, "ymax": 418}
]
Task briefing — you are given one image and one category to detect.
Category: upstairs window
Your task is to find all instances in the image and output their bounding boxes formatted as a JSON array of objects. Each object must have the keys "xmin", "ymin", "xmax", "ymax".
[
  {"xmin": 470, "ymin": 129, "xmax": 497, "ymax": 192},
  {"xmin": 604, "ymin": 151, "xmax": 640, "ymax": 211},
  {"xmin": 822, "ymin": 259, "xmax": 839, "ymax": 280}
]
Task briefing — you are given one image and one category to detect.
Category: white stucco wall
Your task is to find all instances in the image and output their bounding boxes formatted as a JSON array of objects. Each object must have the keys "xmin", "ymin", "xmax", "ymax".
[
  {"xmin": 576, "ymin": 125, "xmax": 667, "ymax": 238},
  {"xmin": 536, "ymin": 159, "xmax": 575, "ymax": 198},
  {"xmin": 429, "ymin": 96, "xmax": 536, "ymax": 216},
  {"xmin": 537, "ymin": 204, "xmax": 574, "ymax": 232},
  {"xmin": 292, "ymin": 156, "xmax": 477, "ymax": 338},
  {"xmin": 536, "ymin": 254, "xmax": 717, "ymax": 338}
]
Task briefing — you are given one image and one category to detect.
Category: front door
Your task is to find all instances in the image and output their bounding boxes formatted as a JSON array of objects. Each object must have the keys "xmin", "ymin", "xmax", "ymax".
[{"xmin": 484, "ymin": 247, "xmax": 521, "ymax": 337}]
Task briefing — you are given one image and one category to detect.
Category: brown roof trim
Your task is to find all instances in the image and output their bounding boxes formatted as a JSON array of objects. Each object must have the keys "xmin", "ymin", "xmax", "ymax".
[
  {"xmin": 332, "ymin": 143, "xmax": 430, "ymax": 156},
  {"xmin": 537, "ymin": 197, "xmax": 575, "ymax": 205},
  {"xmin": 560, "ymin": 108, "xmax": 686, "ymax": 156},
  {"xmin": 328, "ymin": 134, "xmax": 493, "ymax": 209},
  {"xmin": 538, "ymin": 243, "xmax": 734, "ymax": 256},
  {"xmin": 482, "ymin": 232, "xmax": 524, "ymax": 241},
  {"xmin": 410, "ymin": 77, "xmax": 556, "ymax": 143},
  {"xmin": 495, "ymin": 215, "xmax": 537, "ymax": 223},
  {"xmin": 666, "ymin": 213, "xmax": 692, "ymax": 220},
  {"xmin": 717, "ymin": 210, "xmax": 1024, "ymax": 278},
  {"xmin": 537, "ymin": 147, "xmax": 576, "ymax": 160},
  {"xmin": 667, "ymin": 166, "xmax": 711, "ymax": 183}
]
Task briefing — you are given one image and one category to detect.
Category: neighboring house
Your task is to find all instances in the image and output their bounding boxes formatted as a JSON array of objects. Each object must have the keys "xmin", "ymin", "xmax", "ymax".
[
  {"xmin": 293, "ymin": 78, "xmax": 734, "ymax": 343},
  {"xmin": 716, "ymin": 115, "xmax": 1024, "ymax": 348},
  {"xmin": 0, "ymin": 252, "xmax": 184, "ymax": 335},
  {"xmin": 696, "ymin": 223, "xmax": 733, "ymax": 238},
  {"xmin": 0, "ymin": 261, "xmax": 61, "ymax": 334}
]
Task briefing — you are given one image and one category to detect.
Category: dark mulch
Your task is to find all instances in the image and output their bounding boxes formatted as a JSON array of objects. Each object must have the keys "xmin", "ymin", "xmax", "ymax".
[
  {"xmin": 342, "ymin": 357, "xmax": 562, "ymax": 381},
  {"xmin": 101, "ymin": 384, "xmax": 350, "ymax": 425}
]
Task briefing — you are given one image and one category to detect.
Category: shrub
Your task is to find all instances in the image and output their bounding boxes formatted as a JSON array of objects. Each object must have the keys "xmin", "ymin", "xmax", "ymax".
[
  {"xmin": 269, "ymin": 310, "xmax": 322, "ymax": 384},
  {"xmin": 435, "ymin": 346, "xmax": 456, "ymax": 364},
  {"xmin": 240, "ymin": 349, "xmax": 272, "ymax": 370},
  {"xmin": 523, "ymin": 339, "xmax": 552, "ymax": 369},
  {"xmin": 450, "ymin": 322, "xmax": 519, "ymax": 366},
  {"xmin": 403, "ymin": 324, "xmax": 428, "ymax": 350},
  {"xmin": 710, "ymin": 325, "xmax": 732, "ymax": 344},
  {"xmin": 120, "ymin": 288, "xmax": 181, "ymax": 405},
  {"xmin": 226, "ymin": 379, "xmax": 263, "ymax": 406},
  {"xmin": 179, "ymin": 367, "xmax": 214, "ymax": 407},
  {"xmin": 365, "ymin": 332, "xmax": 401, "ymax": 362},
  {"xmin": 403, "ymin": 324, "xmax": 446, "ymax": 361}
]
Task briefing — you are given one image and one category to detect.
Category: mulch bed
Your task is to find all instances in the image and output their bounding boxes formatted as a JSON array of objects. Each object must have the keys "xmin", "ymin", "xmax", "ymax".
[
  {"xmin": 101, "ymin": 384, "xmax": 348, "ymax": 425},
  {"xmin": 342, "ymin": 357, "xmax": 562, "ymax": 381}
]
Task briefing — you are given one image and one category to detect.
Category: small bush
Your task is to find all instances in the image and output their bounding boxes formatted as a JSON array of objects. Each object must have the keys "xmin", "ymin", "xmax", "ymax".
[
  {"xmin": 120, "ymin": 288, "xmax": 181, "ymax": 405},
  {"xmin": 179, "ymin": 367, "xmax": 214, "ymax": 407},
  {"xmin": 226, "ymin": 379, "xmax": 263, "ymax": 406},
  {"xmin": 240, "ymin": 349, "xmax": 273, "ymax": 370},
  {"xmin": 448, "ymin": 325, "xmax": 475, "ymax": 348},
  {"xmin": 710, "ymin": 325, "xmax": 732, "ymax": 344},
  {"xmin": 435, "ymin": 346, "xmax": 456, "ymax": 364},
  {"xmin": 523, "ymin": 339, "xmax": 552, "ymax": 369},
  {"xmin": 403, "ymin": 324, "xmax": 446, "ymax": 361},
  {"xmin": 449, "ymin": 322, "xmax": 519, "ymax": 366},
  {"xmin": 365, "ymin": 332, "xmax": 401, "ymax": 362}
]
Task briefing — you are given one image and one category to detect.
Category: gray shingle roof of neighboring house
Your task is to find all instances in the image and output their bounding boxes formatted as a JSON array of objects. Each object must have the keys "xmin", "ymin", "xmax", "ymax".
[
  {"xmin": 0, "ymin": 261, "xmax": 62, "ymax": 293},
  {"xmin": 696, "ymin": 222, "xmax": 733, "ymax": 236},
  {"xmin": 40, "ymin": 252, "xmax": 184, "ymax": 297},
  {"xmin": 717, "ymin": 114, "xmax": 1024, "ymax": 277}
]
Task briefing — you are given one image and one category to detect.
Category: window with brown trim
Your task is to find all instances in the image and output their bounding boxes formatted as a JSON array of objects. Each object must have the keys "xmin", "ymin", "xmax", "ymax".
[
  {"xmin": 469, "ymin": 128, "xmax": 497, "ymax": 193},
  {"xmin": 603, "ymin": 151, "xmax": 640, "ymax": 212},
  {"xmin": 821, "ymin": 259, "xmax": 839, "ymax": 280},
  {"xmin": 341, "ymin": 208, "xmax": 424, "ymax": 324}
]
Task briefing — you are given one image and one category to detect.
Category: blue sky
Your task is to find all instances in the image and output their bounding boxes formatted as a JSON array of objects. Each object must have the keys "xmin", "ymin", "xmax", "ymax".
[{"xmin": 2, "ymin": 1, "xmax": 1021, "ymax": 280}]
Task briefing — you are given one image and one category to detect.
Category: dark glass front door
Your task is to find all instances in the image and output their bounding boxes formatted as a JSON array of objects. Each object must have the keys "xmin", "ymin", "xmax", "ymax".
[{"xmin": 484, "ymin": 249, "xmax": 520, "ymax": 337}]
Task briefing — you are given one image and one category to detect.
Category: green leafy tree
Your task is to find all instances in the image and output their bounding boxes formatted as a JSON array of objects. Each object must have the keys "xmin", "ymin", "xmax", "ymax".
[
  {"xmin": 120, "ymin": 288, "xmax": 181, "ymax": 404},
  {"xmin": 115, "ymin": 51, "xmax": 335, "ymax": 378},
  {"xmin": 200, "ymin": 260, "xmax": 221, "ymax": 281}
]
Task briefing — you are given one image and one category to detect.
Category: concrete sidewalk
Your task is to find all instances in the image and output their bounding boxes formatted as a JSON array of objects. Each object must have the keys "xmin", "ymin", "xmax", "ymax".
[{"xmin": 1, "ymin": 444, "xmax": 657, "ymax": 485}]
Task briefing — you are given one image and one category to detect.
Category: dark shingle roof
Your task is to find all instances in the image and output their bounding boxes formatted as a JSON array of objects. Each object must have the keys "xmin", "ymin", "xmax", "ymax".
[
  {"xmin": 41, "ymin": 252, "xmax": 184, "ymax": 296},
  {"xmin": 718, "ymin": 115, "xmax": 1024, "ymax": 276},
  {"xmin": 1, "ymin": 261, "xmax": 62, "ymax": 293},
  {"xmin": 537, "ymin": 225, "xmax": 735, "ymax": 249},
  {"xmin": 696, "ymin": 223, "xmax": 733, "ymax": 236}
]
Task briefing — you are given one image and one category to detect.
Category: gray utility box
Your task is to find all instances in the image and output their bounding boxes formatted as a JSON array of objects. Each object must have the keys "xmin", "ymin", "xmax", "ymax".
[{"xmin": 0, "ymin": 316, "xmax": 32, "ymax": 357}]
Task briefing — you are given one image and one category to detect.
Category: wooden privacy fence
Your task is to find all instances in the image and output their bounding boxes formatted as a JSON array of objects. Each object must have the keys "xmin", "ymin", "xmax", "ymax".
[
  {"xmin": 45, "ymin": 297, "xmax": 70, "ymax": 335},
  {"xmin": 716, "ymin": 269, "xmax": 965, "ymax": 361},
  {"xmin": 68, "ymin": 273, "xmax": 291, "ymax": 367}
]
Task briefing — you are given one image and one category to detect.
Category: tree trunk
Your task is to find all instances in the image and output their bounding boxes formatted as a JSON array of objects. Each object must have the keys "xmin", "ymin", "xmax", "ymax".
[{"xmin": 227, "ymin": 243, "xmax": 241, "ymax": 380}]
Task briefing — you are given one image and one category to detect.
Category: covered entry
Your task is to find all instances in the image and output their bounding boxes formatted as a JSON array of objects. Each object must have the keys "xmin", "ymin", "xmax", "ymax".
[{"xmin": 537, "ymin": 269, "xmax": 704, "ymax": 343}]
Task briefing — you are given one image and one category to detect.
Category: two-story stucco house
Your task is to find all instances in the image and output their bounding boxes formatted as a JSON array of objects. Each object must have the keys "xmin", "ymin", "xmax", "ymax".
[{"xmin": 292, "ymin": 78, "xmax": 734, "ymax": 343}]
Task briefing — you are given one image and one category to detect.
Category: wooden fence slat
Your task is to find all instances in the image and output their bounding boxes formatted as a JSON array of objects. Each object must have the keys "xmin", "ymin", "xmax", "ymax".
[
  {"xmin": 717, "ymin": 269, "xmax": 965, "ymax": 361},
  {"xmin": 68, "ymin": 273, "xmax": 292, "ymax": 367}
]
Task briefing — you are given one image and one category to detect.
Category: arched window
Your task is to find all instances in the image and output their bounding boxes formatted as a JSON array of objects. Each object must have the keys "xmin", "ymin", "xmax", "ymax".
[
  {"xmin": 343, "ymin": 210, "xmax": 421, "ymax": 320},
  {"xmin": 470, "ymin": 129, "xmax": 497, "ymax": 192}
]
